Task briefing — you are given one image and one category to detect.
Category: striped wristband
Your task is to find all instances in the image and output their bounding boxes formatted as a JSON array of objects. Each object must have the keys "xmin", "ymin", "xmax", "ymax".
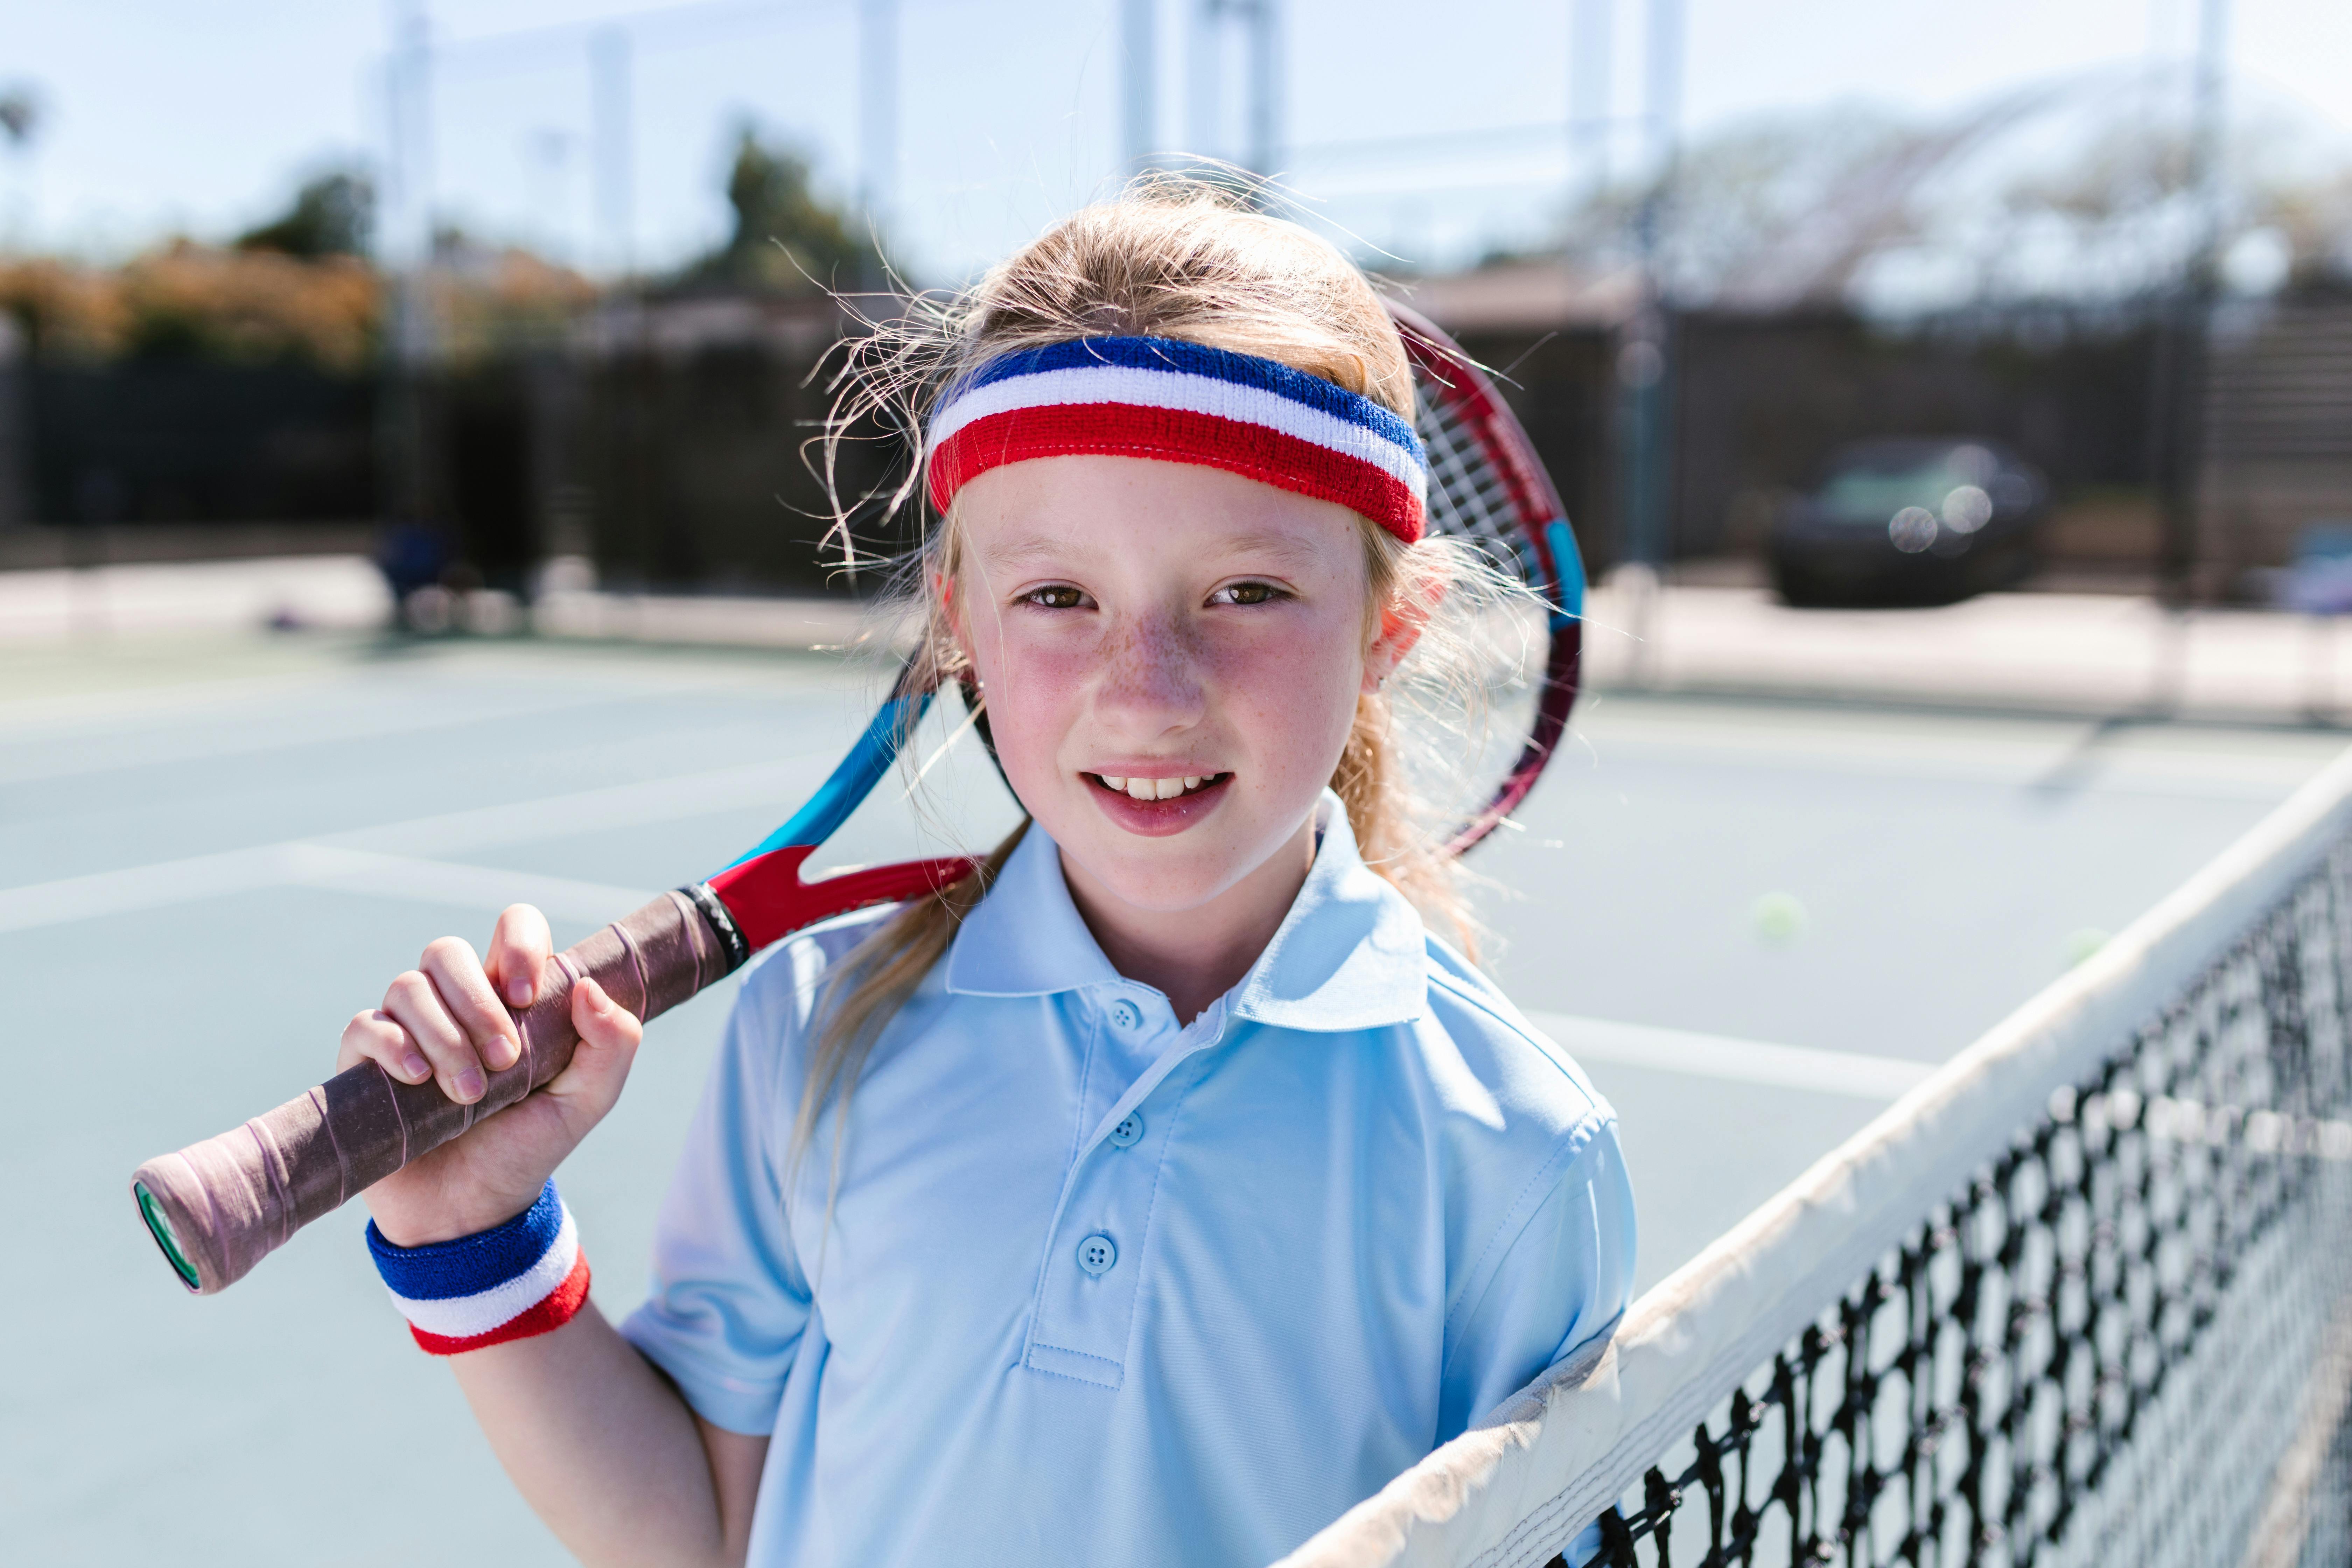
[{"xmin": 366, "ymin": 1181, "xmax": 593, "ymax": 1355}]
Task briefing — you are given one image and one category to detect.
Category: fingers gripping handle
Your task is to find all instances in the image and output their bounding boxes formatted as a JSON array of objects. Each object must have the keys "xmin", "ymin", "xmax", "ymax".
[{"xmin": 131, "ymin": 889, "xmax": 736, "ymax": 1295}]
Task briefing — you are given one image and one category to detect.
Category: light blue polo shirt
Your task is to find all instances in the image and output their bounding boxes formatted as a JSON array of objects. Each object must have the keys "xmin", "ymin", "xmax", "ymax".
[{"xmin": 622, "ymin": 793, "xmax": 1635, "ymax": 1567}]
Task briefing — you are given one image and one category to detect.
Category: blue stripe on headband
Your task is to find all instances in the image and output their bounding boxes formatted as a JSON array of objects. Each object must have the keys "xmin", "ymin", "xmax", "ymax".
[{"xmin": 958, "ymin": 336, "xmax": 1424, "ymax": 462}]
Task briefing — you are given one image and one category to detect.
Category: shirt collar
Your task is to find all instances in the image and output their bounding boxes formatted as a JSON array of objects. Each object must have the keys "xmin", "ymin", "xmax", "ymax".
[
  {"xmin": 941, "ymin": 818, "xmax": 1121, "ymax": 998},
  {"xmin": 943, "ymin": 792, "xmax": 1427, "ymax": 1032}
]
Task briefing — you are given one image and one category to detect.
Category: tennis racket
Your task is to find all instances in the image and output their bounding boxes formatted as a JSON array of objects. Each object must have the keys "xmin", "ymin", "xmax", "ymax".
[
  {"xmin": 1387, "ymin": 302, "xmax": 1584, "ymax": 851},
  {"xmin": 127, "ymin": 304, "xmax": 1585, "ymax": 1296}
]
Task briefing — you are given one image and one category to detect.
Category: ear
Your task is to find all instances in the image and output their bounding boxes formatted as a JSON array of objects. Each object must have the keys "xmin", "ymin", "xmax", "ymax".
[
  {"xmin": 1362, "ymin": 582, "xmax": 1438, "ymax": 695},
  {"xmin": 936, "ymin": 570, "xmax": 975, "ymax": 668}
]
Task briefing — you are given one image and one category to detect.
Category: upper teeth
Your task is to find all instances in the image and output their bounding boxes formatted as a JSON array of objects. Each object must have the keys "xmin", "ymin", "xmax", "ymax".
[{"xmin": 1098, "ymin": 774, "xmax": 1209, "ymax": 800}]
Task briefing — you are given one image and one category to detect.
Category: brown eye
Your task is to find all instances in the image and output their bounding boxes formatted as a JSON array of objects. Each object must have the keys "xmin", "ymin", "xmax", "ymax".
[
  {"xmin": 1214, "ymin": 582, "xmax": 1278, "ymax": 606},
  {"xmin": 1028, "ymin": 586, "xmax": 1085, "ymax": 609}
]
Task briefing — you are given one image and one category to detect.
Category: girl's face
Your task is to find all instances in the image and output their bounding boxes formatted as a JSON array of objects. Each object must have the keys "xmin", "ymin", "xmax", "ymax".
[{"xmin": 952, "ymin": 455, "xmax": 1406, "ymax": 916}]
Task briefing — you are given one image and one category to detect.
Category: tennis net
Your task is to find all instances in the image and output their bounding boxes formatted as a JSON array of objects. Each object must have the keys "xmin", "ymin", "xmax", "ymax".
[{"xmin": 1280, "ymin": 745, "xmax": 2352, "ymax": 1568}]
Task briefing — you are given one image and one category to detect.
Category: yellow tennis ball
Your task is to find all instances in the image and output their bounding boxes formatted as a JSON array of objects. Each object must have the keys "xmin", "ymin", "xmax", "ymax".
[{"xmin": 1751, "ymin": 892, "xmax": 1806, "ymax": 944}]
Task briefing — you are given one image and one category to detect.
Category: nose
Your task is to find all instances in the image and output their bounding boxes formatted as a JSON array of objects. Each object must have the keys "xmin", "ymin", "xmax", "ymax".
[{"xmin": 1092, "ymin": 607, "xmax": 1206, "ymax": 737}]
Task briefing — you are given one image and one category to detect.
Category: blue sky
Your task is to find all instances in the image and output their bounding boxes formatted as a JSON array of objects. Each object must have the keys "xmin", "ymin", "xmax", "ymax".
[{"xmin": 1, "ymin": 0, "xmax": 2347, "ymax": 280}]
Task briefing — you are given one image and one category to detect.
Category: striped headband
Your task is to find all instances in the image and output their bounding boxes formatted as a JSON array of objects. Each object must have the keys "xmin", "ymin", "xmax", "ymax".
[{"xmin": 926, "ymin": 336, "xmax": 1429, "ymax": 544}]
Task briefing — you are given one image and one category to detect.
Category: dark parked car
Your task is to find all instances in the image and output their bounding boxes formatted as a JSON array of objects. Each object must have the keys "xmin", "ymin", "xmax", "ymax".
[{"xmin": 1769, "ymin": 439, "xmax": 2049, "ymax": 607}]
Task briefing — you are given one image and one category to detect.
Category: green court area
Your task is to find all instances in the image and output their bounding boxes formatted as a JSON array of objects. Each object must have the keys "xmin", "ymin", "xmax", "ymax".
[{"xmin": 2, "ymin": 629, "xmax": 2340, "ymax": 1564}]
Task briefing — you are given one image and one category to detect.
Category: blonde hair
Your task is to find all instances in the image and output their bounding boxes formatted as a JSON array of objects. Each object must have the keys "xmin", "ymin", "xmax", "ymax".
[{"xmin": 795, "ymin": 179, "xmax": 1516, "ymax": 1176}]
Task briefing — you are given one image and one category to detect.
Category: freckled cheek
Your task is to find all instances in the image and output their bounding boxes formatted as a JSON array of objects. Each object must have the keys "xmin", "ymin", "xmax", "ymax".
[
  {"xmin": 1201, "ymin": 621, "xmax": 1363, "ymax": 781},
  {"xmin": 972, "ymin": 632, "xmax": 1098, "ymax": 789}
]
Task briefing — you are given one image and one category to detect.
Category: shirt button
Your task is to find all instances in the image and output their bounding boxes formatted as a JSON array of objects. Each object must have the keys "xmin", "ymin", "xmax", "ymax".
[
  {"xmin": 1109, "ymin": 1000, "xmax": 1142, "ymax": 1030},
  {"xmin": 1108, "ymin": 1112, "xmax": 1144, "ymax": 1148},
  {"xmin": 1076, "ymin": 1233, "xmax": 1118, "ymax": 1276}
]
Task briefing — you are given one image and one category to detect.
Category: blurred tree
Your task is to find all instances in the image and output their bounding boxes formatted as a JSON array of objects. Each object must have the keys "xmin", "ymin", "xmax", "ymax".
[
  {"xmin": 684, "ymin": 127, "xmax": 884, "ymax": 292},
  {"xmin": 2266, "ymin": 169, "xmax": 2352, "ymax": 290},
  {"xmin": 0, "ymin": 83, "xmax": 39, "ymax": 147},
  {"xmin": 1602, "ymin": 108, "xmax": 1923, "ymax": 308},
  {"xmin": 1533, "ymin": 87, "xmax": 2352, "ymax": 315},
  {"xmin": 236, "ymin": 170, "xmax": 373, "ymax": 260},
  {"xmin": 0, "ymin": 246, "xmax": 377, "ymax": 366},
  {"xmin": 119, "ymin": 242, "xmax": 379, "ymax": 364},
  {"xmin": 1504, "ymin": 105, "xmax": 1935, "ymax": 302}
]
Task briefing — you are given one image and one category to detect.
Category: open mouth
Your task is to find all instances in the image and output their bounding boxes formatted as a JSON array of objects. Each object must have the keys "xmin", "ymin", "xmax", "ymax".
[
  {"xmin": 1084, "ymin": 771, "xmax": 1232, "ymax": 835},
  {"xmin": 1088, "ymin": 772, "xmax": 1228, "ymax": 801}
]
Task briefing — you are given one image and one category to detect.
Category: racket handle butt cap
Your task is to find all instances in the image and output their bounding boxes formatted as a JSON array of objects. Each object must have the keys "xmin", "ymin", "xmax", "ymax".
[{"xmin": 132, "ymin": 1160, "xmax": 233, "ymax": 1296}]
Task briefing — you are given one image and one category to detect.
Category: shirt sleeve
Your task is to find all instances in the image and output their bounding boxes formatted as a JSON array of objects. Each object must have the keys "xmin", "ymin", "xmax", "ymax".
[
  {"xmin": 620, "ymin": 960, "xmax": 814, "ymax": 1436},
  {"xmin": 1435, "ymin": 1113, "xmax": 1638, "ymax": 1439}
]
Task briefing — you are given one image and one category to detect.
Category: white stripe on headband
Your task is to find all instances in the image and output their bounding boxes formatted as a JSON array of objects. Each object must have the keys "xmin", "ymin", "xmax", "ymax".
[
  {"xmin": 925, "ymin": 336, "xmax": 1431, "ymax": 542},
  {"xmin": 930, "ymin": 361, "xmax": 1428, "ymax": 503}
]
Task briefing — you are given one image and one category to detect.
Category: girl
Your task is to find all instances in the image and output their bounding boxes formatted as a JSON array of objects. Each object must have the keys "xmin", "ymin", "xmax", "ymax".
[{"xmin": 342, "ymin": 183, "xmax": 1635, "ymax": 1568}]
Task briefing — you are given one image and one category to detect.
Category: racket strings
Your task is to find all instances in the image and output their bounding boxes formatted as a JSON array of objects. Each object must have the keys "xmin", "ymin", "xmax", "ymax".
[
  {"xmin": 1391, "ymin": 374, "xmax": 1554, "ymax": 856},
  {"xmin": 1415, "ymin": 390, "xmax": 1523, "ymax": 567}
]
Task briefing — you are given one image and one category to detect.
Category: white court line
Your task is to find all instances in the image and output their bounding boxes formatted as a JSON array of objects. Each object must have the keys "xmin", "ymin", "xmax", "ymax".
[
  {"xmin": 0, "ymin": 666, "xmax": 347, "ymax": 737},
  {"xmin": 0, "ymin": 756, "xmax": 830, "ymax": 934},
  {"xmin": 292, "ymin": 846, "xmax": 656, "ymax": 924},
  {"xmin": 0, "ymin": 686, "xmax": 622, "ymax": 788},
  {"xmin": 0, "ymin": 841, "xmax": 317, "ymax": 934},
  {"xmin": 0, "ymin": 842, "xmax": 659, "ymax": 933},
  {"xmin": 1556, "ymin": 731, "xmax": 2321, "ymax": 804},
  {"xmin": 316, "ymin": 755, "xmax": 835, "ymax": 860},
  {"xmin": 1523, "ymin": 1009, "xmax": 1933, "ymax": 1101},
  {"xmin": 0, "ymin": 651, "xmax": 875, "ymax": 786}
]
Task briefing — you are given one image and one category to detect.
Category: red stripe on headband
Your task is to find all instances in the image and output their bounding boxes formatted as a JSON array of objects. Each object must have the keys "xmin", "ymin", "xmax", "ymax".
[{"xmin": 929, "ymin": 404, "xmax": 1426, "ymax": 544}]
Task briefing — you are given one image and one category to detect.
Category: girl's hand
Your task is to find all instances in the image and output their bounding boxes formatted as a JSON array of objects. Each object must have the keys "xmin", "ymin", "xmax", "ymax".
[{"xmin": 336, "ymin": 903, "xmax": 644, "ymax": 1247}]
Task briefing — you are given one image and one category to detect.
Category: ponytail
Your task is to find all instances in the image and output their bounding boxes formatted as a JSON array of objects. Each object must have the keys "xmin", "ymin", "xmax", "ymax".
[{"xmin": 790, "ymin": 818, "xmax": 1028, "ymax": 1185}]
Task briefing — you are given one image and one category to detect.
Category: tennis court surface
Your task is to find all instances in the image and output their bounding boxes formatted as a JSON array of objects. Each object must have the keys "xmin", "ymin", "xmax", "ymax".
[{"xmin": 2, "ymin": 630, "xmax": 2343, "ymax": 1565}]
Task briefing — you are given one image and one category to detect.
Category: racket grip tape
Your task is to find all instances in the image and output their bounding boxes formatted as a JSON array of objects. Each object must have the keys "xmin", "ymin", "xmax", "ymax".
[{"xmin": 130, "ymin": 887, "xmax": 743, "ymax": 1296}]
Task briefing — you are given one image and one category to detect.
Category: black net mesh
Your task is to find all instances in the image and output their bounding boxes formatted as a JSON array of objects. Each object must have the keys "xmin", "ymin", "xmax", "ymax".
[{"xmin": 1563, "ymin": 846, "xmax": 2352, "ymax": 1568}]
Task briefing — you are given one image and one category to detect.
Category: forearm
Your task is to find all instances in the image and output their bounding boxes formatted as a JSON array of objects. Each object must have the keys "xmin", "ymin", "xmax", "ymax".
[{"xmin": 451, "ymin": 1304, "xmax": 765, "ymax": 1568}]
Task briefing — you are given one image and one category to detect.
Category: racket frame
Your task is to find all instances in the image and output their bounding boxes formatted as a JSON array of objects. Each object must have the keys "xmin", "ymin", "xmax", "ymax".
[
  {"xmin": 1386, "ymin": 303, "xmax": 1586, "ymax": 853},
  {"xmin": 696, "ymin": 659, "xmax": 979, "ymax": 953}
]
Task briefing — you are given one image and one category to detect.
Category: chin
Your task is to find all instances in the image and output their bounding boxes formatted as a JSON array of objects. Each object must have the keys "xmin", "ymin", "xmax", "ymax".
[
  {"xmin": 1061, "ymin": 830, "xmax": 1253, "ymax": 913},
  {"xmin": 1037, "ymin": 771, "xmax": 1323, "ymax": 918}
]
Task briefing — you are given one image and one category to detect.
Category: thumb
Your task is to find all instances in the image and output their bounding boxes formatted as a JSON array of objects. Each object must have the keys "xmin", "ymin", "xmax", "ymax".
[{"xmin": 548, "ymin": 976, "xmax": 643, "ymax": 1119}]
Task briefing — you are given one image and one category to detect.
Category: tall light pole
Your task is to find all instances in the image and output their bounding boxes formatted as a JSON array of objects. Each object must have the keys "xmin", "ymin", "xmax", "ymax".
[
  {"xmin": 1620, "ymin": 0, "xmax": 1682, "ymax": 566},
  {"xmin": 859, "ymin": 0, "xmax": 899, "ymax": 264},
  {"xmin": 1186, "ymin": 0, "xmax": 1280, "ymax": 183},
  {"xmin": 1616, "ymin": 0, "xmax": 1681, "ymax": 682},
  {"xmin": 0, "ymin": 85, "xmax": 34, "ymax": 531},
  {"xmin": 1569, "ymin": 0, "xmax": 1610, "ymax": 205},
  {"xmin": 1122, "ymin": 0, "xmax": 1157, "ymax": 177},
  {"xmin": 1186, "ymin": 0, "xmax": 1217, "ymax": 166},
  {"xmin": 381, "ymin": 0, "xmax": 438, "ymax": 535},
  {"xmin": 589, "ymin": 27, "xmax": 635, "ymax": 281},
  {"xmin": 0, "ymin": 83, "xmax": 40, "ymax": 255},
  {"xmin": 2156, "ymin": 0, "xmax": 2229, "ymax": 609},
  {"xmin": 384, "ymin": 1, "xmax": 436, "ymax": 357},
  {"xmin": 1243, "ymin": 0, "xmax": 1281, "ymax": 181}
]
